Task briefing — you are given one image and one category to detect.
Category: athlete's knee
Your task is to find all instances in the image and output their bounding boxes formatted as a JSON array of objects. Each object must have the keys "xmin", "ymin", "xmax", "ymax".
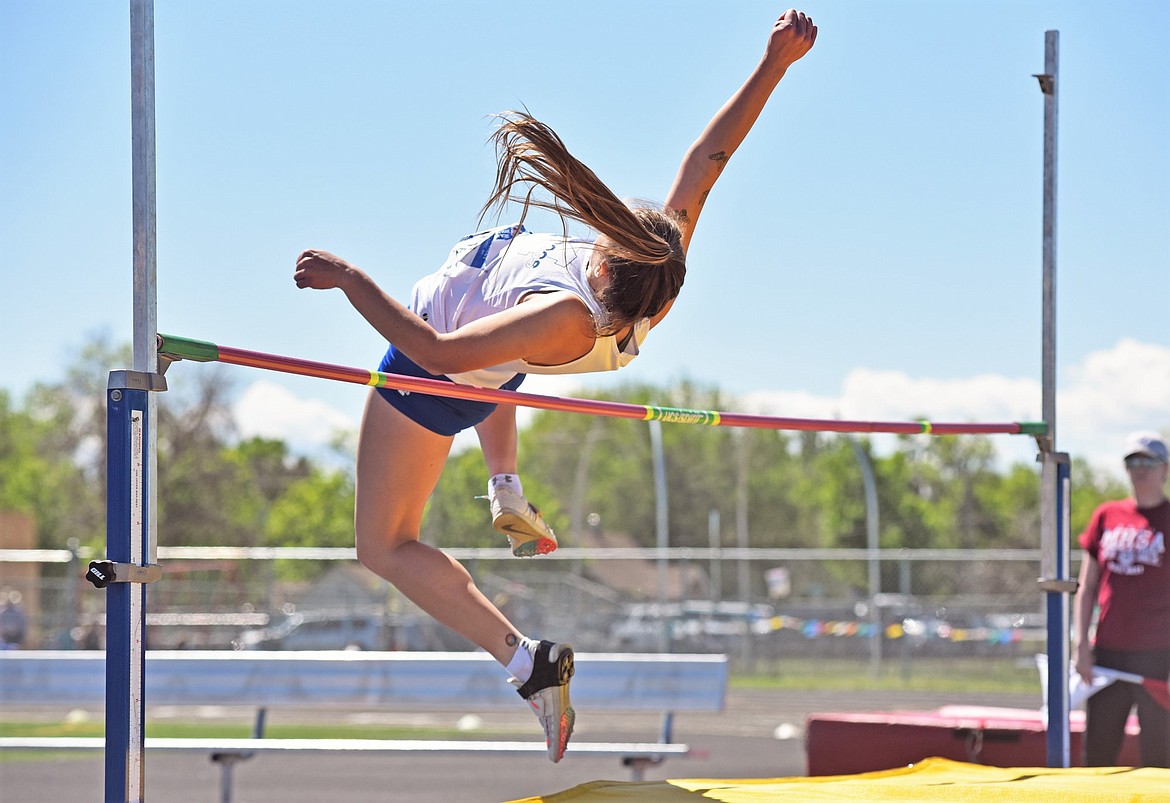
[
  {"xmin": 354, "ymin": 537, "xmax": 377, "ymax": 572},
  {"xmin": 354, "ymin": 528, "xmax": 415, "ymax": 574}
]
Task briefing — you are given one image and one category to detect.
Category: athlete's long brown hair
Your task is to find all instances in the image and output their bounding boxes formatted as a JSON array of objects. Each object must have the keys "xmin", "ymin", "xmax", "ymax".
[{"xmin": 481, "ymin": 111, "xmax": 685, "ymax": 334}]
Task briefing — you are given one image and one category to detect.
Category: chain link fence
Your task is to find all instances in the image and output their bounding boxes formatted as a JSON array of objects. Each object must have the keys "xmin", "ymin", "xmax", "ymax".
[{"xmin": 1, "ymin": 546, "xmax": 1054, "ymax": 680}]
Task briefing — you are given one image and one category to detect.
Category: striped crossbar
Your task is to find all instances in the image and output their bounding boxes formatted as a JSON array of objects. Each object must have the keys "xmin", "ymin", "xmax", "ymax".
[{"xmin": 157, "ymin": 334, "xmax": 1047, "ymax": 437}]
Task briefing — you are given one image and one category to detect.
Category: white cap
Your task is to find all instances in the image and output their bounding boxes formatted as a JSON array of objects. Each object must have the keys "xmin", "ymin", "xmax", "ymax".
[{"xmin": 1124, "ymin": 431, "xmax": 1169, "ymax": 464}]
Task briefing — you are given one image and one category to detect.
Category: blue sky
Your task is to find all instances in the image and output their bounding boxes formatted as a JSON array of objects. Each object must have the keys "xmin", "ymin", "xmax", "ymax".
[{"xmin": 3, "ymin": 1, "xmax": 1167, "ymax": 477}]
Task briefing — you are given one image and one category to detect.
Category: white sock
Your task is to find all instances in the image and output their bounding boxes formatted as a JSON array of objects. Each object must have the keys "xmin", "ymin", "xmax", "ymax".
[
  {"xmin": 489, "ymin": 473, "xmax": 523, "ymax": 498},
  {"xmin": 504, "ymin": 635, "xmax": 540, "ymax": 683}
]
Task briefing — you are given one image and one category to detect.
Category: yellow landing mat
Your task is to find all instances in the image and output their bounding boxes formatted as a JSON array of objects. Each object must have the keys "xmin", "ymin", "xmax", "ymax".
[{"xmin": 506, "ymin": 757, "xmax": 1170, "ymax": 802}]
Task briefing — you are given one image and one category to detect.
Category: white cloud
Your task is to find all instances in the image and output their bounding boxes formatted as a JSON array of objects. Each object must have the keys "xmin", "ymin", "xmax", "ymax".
[
  {"xmin": 228, "ymin": 374, "xmax": 585, "ymax": 462},
  {"xmin": 230, "ymin": 340, "xmax": 1170, "ymax": 479},
  {"xmin": 742, "ymin": 372, "xmax": 1038, "ymax": 423},
  {"xmin": 742, "ymin": 339, "xmax": 1170, "ymax": 477},
  {"xmin": 234, "ymin": 381, "xmax": 357, "ymax": 453},
  {"xmin": 1061, "ymin": 339, "xmax": 1170, "ymax": 473}
]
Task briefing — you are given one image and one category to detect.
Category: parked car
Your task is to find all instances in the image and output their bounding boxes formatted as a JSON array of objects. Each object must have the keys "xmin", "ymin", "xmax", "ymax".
[
  {"xmin": 672, "ymin": 600, "xmax": 775, "ymax": 652},
  {"xmin": 235, "ymin": 610, "xmax": 389, "ymax": 651},
  {"xmin": 610, "ymin": 600, "xmax": 775, "ymax": 653},
  {"xmin": 610, "ymin": 602, "xmax": 681, "ymax": 651}
]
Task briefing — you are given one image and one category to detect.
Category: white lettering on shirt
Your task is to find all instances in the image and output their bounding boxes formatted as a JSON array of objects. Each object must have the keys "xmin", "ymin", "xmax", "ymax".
[{"xmin": 1100, "ymin": 526, "xmax": 1166, "ymax": 576}]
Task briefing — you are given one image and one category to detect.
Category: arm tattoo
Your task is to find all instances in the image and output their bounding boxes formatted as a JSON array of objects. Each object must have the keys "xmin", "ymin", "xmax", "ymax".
[
  {"xmin": 707, "ymin": 151, "xmax": 730, "ymax": 169},
  {"xmin": 676, "ymin": 208, "xmax": 691, "ymax": 223}
]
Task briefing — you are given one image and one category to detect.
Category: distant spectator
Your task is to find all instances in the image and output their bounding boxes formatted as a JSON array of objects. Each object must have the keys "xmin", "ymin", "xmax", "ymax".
[
  {"xmin": 1074, "ymin": 431, "xmax": 1170, "ymax": 767},
  {"xmin": 0, "ymin": 590, "xmax": 28, "ymax": 648}
]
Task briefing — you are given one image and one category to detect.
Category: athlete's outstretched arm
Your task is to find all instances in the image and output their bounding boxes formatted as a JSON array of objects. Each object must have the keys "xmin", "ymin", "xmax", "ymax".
[
  {"xmin": 665, "ymin": 9, "xmax": 817, "ymax": 255},
  {"xmin": 294, "ymin": 249, "xmax": 596, "ymax": 374}
]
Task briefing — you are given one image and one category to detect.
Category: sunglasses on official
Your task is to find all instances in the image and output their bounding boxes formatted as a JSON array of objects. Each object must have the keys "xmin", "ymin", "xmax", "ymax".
[{"xmin": 1125, "ymin": 456, "xmax": 1165, "ymax": 470}]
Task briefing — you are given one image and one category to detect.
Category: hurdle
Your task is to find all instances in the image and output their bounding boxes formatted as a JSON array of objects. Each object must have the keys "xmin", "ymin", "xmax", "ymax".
[{"xmin": 91, "ymin": 3, "xmax": 1073, "ymax": 800}]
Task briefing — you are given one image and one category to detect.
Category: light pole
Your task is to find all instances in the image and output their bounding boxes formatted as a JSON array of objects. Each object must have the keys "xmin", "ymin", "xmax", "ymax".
[
  {"xmin": 849, "ymin": 438, "xmax": 882, "ymax": 677},
  {"xmin": 649, "ymin": 420, "xmax": 670, "ymax": 651}
]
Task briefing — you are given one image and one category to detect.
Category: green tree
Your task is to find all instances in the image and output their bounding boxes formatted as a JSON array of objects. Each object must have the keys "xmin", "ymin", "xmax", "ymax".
[
  {"xmin": 0, "ymin": 390, "xmax": 56, "ymax": 515},
  {"xmin": 521, "ymin": 387, "xmax": 658, "ymax": 546},
  {"xmin": 521, "ymin": 381, "xmax": 749, "ymax": 550},
  {"xmin": 3, "ymin": 336, "xmax": 129, "ymax": 550},
  {"xmin": 224, "ymin": 437, "xmax": 314, "ymax": 541},
  {"xmin": 737, "ymin": 430, "xmax": 804, "ymax": 549},
  {"xmin": 155, "ymin": 365, "xmax": 257, "ymax": 548},
  {"xmin": 264, "ymin": 468, "xmax": 355, "ymax": 580},
  {"xmin": 0, "ymin": 339, "xmax": 1144, "ymax": 609},
  {"xmin": 423, "ymin": 447, "xmax": 501, "ymax": 549}
]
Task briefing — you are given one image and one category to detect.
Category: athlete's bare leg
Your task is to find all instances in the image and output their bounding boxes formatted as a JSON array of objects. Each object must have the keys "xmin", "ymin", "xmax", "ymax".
[
  {"xmin": 474, "ymin": 403, "xmax": 519, "ymax": 475},
  {"xmin": 354, "ymin": 390, "xmax": 520, "ymax": 664}
]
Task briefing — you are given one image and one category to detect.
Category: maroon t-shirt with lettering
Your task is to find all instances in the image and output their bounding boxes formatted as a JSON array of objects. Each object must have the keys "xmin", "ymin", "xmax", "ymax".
[{"xmin": 1079, "ymin": 498, "xmax": 1170, "ymax": 651}]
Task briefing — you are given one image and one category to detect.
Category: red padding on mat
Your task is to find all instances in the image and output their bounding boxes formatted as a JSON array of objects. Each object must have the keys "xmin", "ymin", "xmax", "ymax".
[{"xmin": 805, "ymin": 706, "xmax": 1140, "ymax": 776}]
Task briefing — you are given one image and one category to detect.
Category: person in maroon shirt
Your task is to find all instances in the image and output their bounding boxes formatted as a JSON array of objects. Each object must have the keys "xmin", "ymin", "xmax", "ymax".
[{"xmin": 1074, "ymin": 431, "xmax": 1170, "ymax": 767}]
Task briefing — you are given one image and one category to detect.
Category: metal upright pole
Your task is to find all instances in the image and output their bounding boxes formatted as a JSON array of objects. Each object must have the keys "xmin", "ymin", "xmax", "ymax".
[
  {"xmin": 95, "ymin": 2, "xmax": 161, "ymax": 800},
  {"xmin": 131, "ymin": 0, "xmax": 157, "ymax": 383},
  {"xmin": 1039, "ymin": 35, "xmax": 1058, "ymax": 455},
  {"xmin": 1034, "ymin": 29, "xmax": 1073, "ymax": 769},
  {"xmin": 102, "ymin": 381, "xmax": 155, "ymax": 802},
  {"xmin": 130, "ymin": 0, "xmax": 159, "ymax": 573}
]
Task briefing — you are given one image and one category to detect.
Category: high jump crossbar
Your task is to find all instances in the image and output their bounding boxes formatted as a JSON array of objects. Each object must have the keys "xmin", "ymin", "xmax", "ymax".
[{"xmin": 158, "ymin": 333, "xmax": 1046, "ymax": 438}]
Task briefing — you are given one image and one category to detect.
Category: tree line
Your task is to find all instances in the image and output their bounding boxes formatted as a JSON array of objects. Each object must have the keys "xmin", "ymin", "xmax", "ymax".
[{"xmin": 1, "ymin": 338, "xmax": 1128, "ymax": 591}]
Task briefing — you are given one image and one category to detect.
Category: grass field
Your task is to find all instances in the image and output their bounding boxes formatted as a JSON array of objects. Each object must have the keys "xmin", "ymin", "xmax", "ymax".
[
  {"xmin": 1, "ymin": 656, "xmax": 1042, "ymax": 757},
  {"xmin": 733, "ymin": 656, "xmax": 1041, "ymax": 694},
  {"xmin": 0, "ymin": 720, "xmax": 484, "ymax": 740},
  {"xmin": 0, "ymin": 719, "xmax": 507, "ymax": 762}
]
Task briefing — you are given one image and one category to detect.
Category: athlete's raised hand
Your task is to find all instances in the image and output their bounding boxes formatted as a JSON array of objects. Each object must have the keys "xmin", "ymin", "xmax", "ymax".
[
  {"xmin": 762, "ymin": 9, "xmax": 817, "ymax": 72},
  {"xmin": 664, "ymin": 8, "xmax": 819, "ymax": 255}
]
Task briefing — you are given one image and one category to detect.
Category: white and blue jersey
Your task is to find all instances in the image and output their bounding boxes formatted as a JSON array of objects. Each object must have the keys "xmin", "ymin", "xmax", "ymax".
[
  {"xmin": 375, "ymin": 224, "xmax": 650, "ymax": 435},
  {"xmin": 409, "ymin": 224, "xmax": 650, "ymax": 388}
]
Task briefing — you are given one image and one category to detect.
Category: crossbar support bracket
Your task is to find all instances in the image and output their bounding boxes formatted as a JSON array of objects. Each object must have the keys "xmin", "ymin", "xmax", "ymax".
[
  {"xmin": 108, "ymin": 369, "xmax": 168, "ymax": 393},
  {"xmin": 86, "ymin": 560, "xmax": 163, "ymax": 588}
]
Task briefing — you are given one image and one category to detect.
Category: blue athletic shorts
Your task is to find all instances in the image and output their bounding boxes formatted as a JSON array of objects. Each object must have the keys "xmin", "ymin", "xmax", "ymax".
[{"xmin": 374, "ymin": 344, "xmax": 526, "ymax": 436}]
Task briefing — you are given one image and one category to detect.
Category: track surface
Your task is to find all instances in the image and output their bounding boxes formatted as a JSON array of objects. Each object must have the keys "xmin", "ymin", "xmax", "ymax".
[{"xmin": 0, "ymin": 688, "xmax": 1037, "ymax": 802}]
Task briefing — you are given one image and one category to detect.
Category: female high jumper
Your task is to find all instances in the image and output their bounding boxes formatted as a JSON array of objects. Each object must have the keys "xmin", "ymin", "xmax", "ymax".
[{"xmin": 294, "ymin": 8, "xmax": 817, "ymax": 762}]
